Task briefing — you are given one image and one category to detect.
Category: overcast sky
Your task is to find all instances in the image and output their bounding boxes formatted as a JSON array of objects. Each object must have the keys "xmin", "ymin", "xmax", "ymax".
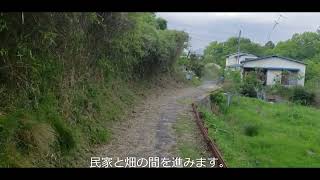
[{"xmin": 156, "ymin": 13, "xmax": 320, "ymax": 54}]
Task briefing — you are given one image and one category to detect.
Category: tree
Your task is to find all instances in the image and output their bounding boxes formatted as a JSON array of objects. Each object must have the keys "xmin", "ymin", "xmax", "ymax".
[
  {"xmin": 265, "ymin": 41, "xmax": 275, "ymax": 49},
  {"xmin": 203, "ymin": 37, "xmax": 265, "ymax": 67},
  {"xmin": 203, "ymin": 41, "xmax": 228, "ymax": 67},
  {"xmin": 156, "ymin": 17, "xmax": 167, "ymax": 30},
  {"xmin": 272, "ymin": 32, "xmax": 320, "ymax": 60}
]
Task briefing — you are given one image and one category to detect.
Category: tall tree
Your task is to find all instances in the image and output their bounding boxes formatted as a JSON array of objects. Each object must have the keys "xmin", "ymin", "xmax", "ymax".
[{"xmin": 203, "ymin": 37, "xmax": 265, "ymax": 67}]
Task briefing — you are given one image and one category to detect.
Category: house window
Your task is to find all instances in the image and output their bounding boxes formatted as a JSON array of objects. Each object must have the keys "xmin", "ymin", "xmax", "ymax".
[{"xmin": 281, "ymin": 71, "xmax": 298, "ymax": 86}]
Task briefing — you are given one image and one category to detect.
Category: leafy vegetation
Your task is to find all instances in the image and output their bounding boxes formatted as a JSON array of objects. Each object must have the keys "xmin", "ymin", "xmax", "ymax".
[
  {"xmin": 178, "ymin": 52, "xmax": 205, "ymax": 78},
  {"xmin": 174, "ymin": 114, "xmax": 207, "ymax": 160},
  {"xmin": 290, "ymin": 86, "xmax": 315, "ymax": 106},
  {"xmin": 240, "ymin": 71, "xmax": 265, "ymax": 98},
  {"xmin": 209, "ymin": 90, "xmax": 228, "ymax": 114},
  {"xmin": 0, "ymin": 13, "xmax": 188, "ymax": 167},
  {"xmin": 202, "ymin": 96, "xmax": 320, "ymax": 167},
  {"xmin": 203, "ymin": 37, "xmax": 268, "ymax": 67}
]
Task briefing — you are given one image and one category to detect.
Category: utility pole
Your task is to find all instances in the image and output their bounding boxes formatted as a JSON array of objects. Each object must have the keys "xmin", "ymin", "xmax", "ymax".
[
  {"xmin": 237, "ymin": 30, "xmax": 241, "ymax": 64},
  {"xmin": 21, "ymin": 12, "xmax": 24, "ymax": 24},
  {"xmin": 267, "ymin": 14, "xmax": 287, "ymax": 42}
]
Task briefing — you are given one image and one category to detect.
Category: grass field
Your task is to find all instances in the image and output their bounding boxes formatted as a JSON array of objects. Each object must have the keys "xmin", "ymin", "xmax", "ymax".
[
  {"xmin": 201, "ymin": 96, "xmax": 320, "ymax": 167},
  {"xmin": 174, "ymin": 114, "xmax": 205, "ymax": 159}
]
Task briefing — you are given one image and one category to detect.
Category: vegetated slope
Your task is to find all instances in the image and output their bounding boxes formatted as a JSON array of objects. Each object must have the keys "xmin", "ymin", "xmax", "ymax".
[
  {"xmin": 201, "ymin": 96, "xmax": 320, "ymax": 167},
  {"xmin": 0, "ymin": 13, "xmax": 188, "ymax": 167}
]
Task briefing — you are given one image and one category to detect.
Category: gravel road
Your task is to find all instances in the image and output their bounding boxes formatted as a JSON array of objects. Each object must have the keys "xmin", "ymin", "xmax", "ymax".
[{"xmin": 96, "ymin": 81, "xmax": 218, "ymax": 165}]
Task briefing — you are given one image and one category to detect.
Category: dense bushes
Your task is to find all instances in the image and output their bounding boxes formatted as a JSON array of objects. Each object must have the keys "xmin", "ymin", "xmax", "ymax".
[
  {"xmin": 240, "ymin": 71, "xmax": 264, "ymax": 98},
  {"xmin": 0, "ymin": 13, "xmax": 188, "ymax": 167},
  {"xmin": 266, "ymin": 85, "xmax": 316, "ymax": 105},
  {"xmin": 187, "ymin": 54, "xmax": 205, "ymax": 77},
  {"xmin": 209, "ymin": 91, "xmax": 227, "ymax": 114},
  {"xmin": 0, "ymin": 13, "xmax": 188, "ymax": 101},
  {"xmin": 290, "ymin": 86, "xmax": 315, "ymax": 105},
  {"xmin": 178, "ymin": 52, "xmax": 205, "ymax": 78},
  {"xmin": 223, "ymin": 70, "xmax": 264, "ymax": 98},
  {"xmin": 210, "ymin": 91, "xmax": 225, "ymax": 105}
]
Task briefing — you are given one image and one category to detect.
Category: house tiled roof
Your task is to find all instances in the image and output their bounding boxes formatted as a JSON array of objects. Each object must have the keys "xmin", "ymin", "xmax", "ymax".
[
  {"xmin": 226, "ymin": 52, "xmax": 258, "ymax": 58},
  {"xmin": 243, "ymin": 67, "xmax": 300, "ymax": 71},
  {"xmin": 241, "ymin": 55, "xmax": 307, "ymax": 65}
]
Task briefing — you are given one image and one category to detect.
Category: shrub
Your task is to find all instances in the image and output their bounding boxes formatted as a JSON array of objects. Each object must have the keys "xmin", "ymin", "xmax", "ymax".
[
  {"xmin": 267, "ymin": 84, "xmax": 291, "ymax": 97},
  {"xmin": 240, "ymin": 71, "xmax": 264, "ymax": 98},
  {"xmin": 210, "ymin": 91, "xmax": 227, "ymax": 114},
  {"xmin": 240, "ymin": 83, "xmax": 257, "ymax": 97},
  {"xmin": 243, "ymin": 124, "xmax": 259, "ymax": 137},
  {"xmin": 210, "ymin": 91, "xmax": 225, "ymax": 105},
  {"xmin": 290, "ymin": 86, "xmax": 315, "ymax": 105},
  {"xmin": 180, "ymin": 53, "xmax": 205, "ymax": 78}
]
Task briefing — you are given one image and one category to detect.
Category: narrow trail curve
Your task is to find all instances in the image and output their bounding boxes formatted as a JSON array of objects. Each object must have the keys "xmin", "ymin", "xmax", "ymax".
[{"xmin": 96, "ymin": 81, "xmax": 219, "ymax": 162}]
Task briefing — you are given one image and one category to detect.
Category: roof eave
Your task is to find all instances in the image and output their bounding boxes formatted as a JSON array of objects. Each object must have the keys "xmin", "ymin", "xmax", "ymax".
[{"xmin": 241, "ymin": 55, "xmax": 307, "ymax": 65}]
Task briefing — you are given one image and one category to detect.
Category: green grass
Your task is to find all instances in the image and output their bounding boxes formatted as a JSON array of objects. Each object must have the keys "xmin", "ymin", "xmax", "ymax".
[
  {"xmin": 201, "ymin": 96, "xmax": 320, "ymax": 167},
  {"xmin": 173, "ymin": 114, "xmax": 208, "ymax": 159},
  {"xmin": 0, "ymin": 79, "xmax": 137, "ymax": 167}
]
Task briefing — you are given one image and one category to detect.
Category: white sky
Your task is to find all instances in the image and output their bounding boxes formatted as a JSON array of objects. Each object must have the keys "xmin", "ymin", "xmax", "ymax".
[{"xmin": 156, "ymin": 13, "xmax": 320, "ymax": 53}]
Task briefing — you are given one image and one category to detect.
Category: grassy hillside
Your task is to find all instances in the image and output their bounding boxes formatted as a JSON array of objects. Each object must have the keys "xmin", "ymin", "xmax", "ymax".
[
  {"xmin": 0, "ymin": 13, "xmax": 188, "ymax": 167},
  {"xmin": 201, "ymin": 96, "xmax": 320, "ymax": 167}
]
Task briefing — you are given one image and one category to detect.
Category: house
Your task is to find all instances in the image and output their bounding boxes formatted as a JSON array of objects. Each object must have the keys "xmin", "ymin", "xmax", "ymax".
[
  {"xmin": 225, "ymin": 52, "xmax": 306, "ymax": 86},
  {"xmin": 226, "ymin": 52, "xmax": 258, "ymax": 70}
]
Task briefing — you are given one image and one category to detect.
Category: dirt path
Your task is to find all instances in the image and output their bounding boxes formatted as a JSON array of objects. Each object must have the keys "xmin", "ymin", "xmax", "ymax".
[{"xmin": 96, "ymin": 81, "xmax": 218, "ymax": 163}]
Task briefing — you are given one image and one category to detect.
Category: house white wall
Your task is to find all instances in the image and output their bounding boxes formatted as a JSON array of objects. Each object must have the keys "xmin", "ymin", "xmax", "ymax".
[
  {"xmin": 242, "ymin": 57, "xmax": 306, "ymax": 86},
  {"xmin": 226, "ymin": 54, "xmax": 258, "ymax": 67},
  {"xmin": 226, "ymin": 56, "xmax": 237, "ymax": 66},
  {"xmin": 266, "ymin": 70, "xmax": 282, "ymax": 85}
]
